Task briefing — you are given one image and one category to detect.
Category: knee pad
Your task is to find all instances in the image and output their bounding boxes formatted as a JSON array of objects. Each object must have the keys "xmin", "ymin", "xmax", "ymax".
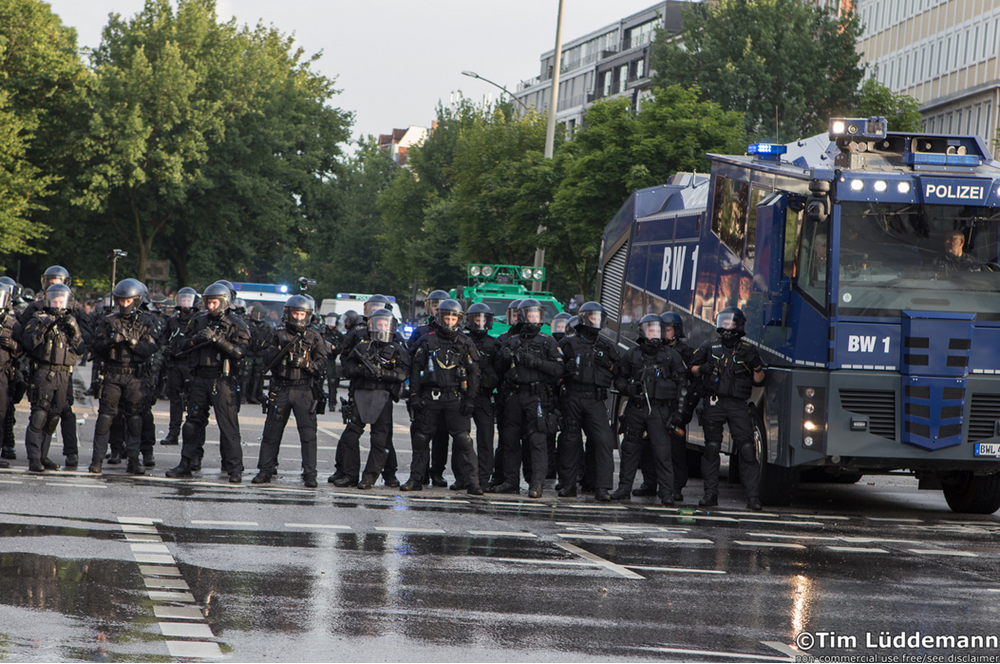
[
  {"xmin": 346, "ymin": 419, "xmax": 365, "ymax": 436},
  {"xmin": 453, "ymin": 431, "xmax": 473, "ymax": 452},
  {"xmin": 127, "ymin": 414, "xmax": 143, "ymax": 436},
  {"xmin": 44, "ymin": 413, "xmax": 60, "ymax": 435},
  {"xmin": 702, "ymin": 421, "xmax": 725, "ymax": 441},
  {"xmin": 739, "ymin": 442, "xmax": 757, "ymax": 463},
  {"xmin": 703, "ymin": 440, "xmax": 722, "ymax": 456},
  {"xmin": 94, "ymin": 412, "xmax": 116, "ymax": 436},
  {"xmin": 181, "ymin": 419, "xmax": 200, "ymax": 441},
  {"xmin": 187, "ymin": 405, "xmax": 209, "ymax": 427},
  {"xmin": 29, "ymin": 409, "xmax": 49, "ymax": 432}
]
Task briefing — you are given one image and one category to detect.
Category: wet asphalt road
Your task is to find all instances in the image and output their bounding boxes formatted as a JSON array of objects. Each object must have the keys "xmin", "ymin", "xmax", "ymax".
[{"xmin": 1, "ymin": 395, "xmax": 999, "ymax": 663}]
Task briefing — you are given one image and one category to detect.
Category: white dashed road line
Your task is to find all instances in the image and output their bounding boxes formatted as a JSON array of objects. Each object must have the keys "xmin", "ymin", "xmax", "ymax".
[
  {"xmin": 285, "ymin": 523, "xmax": 352, "ymax": 530},
  {"xmin": 467, "ymin": 531, "xmax": 537, "ymax": 538},
  {"xmin": 375, "ymin": 527, "xmax": 446, "ymax": 534},
  {"xmin": 734, "ymin": 541, "xmax": 807, "ymax": 549},
  {"xmin": 190, "ymin": 520, "xmax": 259, "ymax": 527},
  {"xmin": 555, "ymin": 542, "xmax": 645, "ymax": 579}
]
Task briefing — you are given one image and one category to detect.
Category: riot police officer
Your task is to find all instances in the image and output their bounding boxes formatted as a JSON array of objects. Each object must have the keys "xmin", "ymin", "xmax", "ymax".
[
  {"xmin": 165, "ymin": 283, "xmax": 250, "ymax": 483},
  {"xmin": 407, "ymin": 289, "xmax": 449, "ymax": 350},
  {"xmin": 247, "ymin": 307, "xmax": 272, "ymax": 404},
  {"xmin": 465, "ymin": 303, "xmax": 499, "ymax": 489},
  {"xmin": 550, "ymin": 311, "xmax": 572, "ymax": 341},
  {"xmin": 87, "ymin": 279, "xmax": 159, "ymax": 474},
  {"xmin": 557, "ymin": 302, "xmax": 619, "ymax": 501},
  {"xmin": 322, "ymin": 313, "xmax": 343, "ymax": 404},
  {"xmin": 492, "ymin": 299, "xmax": 563, "ymax": 498},
  {"xmin": 333, "ymin": 308, "xmax": 409, "ymax": 489},
  {"xmin": 253, "ymin": 295, "xmax": 327, "ymax": 487},
  {"xmin": 160, "ymin": 287, "xmax": 199, "ymax": 445},
  {"xmin": 613, "ymin": 314, "xmax": 687, "ymax": 505},
  {"xmin": 488, "ymin": 299, "xmax": 522, "ymax": 488},
  {"xmin": 401, "ymin": 300, "xmax": 482, "ymax": 494},
  {"xmin": 690, "ymin": 307, "xmax": 766, "ymax": 510},
  {"xmin": 0, "ymin": 276, "xmax": 23, "ymax": 462},
  {"xmin": 0, "ymin": 285, "xmax": 20, "ymax": 469}
]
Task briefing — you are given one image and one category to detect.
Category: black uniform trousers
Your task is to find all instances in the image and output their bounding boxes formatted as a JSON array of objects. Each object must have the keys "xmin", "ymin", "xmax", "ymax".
[
  {"xmin": 618, "ymin": 398, "xmax": 675, "ymax": 501},
  {"xmin": 500, "ymin": 388, "xmax": 550, "ymax": 488},
  {"xmin": 338, "ymin": 397, "xmax": 394, "ymax": 480},
  {"xmin": 164, "ymin": 364, "xmax": 192, "ymax": 441},
  {"xmin": 429, "ymin": 418, "xmax": 450, "ymax": 478},
  {"xmin": 638, "ymin": 432, "xmax": 691, "ymax": 493},
  {"xmin": 59, "ymin": 390, "xmax": 78, "ymax": 458},
  {"xmin": 181, "ymin": 374, "xmax": 243, "ymax": 474},
  {"xmin": 25, "ymin": 367, "xmax": 72, "ymax": 463},
  {"xmin": 558, "ymin": 390, "xmax": 615, "ymax": 491},
  {"xmin": 92, "ymin": 371, "xmax": 144, "ymax": 462},
  {"xmin": 472, "ymin": 392, "xmax": 495, "ymax": 487},
  {"xmin": 257, "ymin": 381, "xmax": 318, "ymax": 479},
  {"xmin": 408, "ymin": 394, "xmax": 478, "ymax": 487},
  {"xmin": 701, "ymin": 395, "xmax": 760, "ymax": 499}
]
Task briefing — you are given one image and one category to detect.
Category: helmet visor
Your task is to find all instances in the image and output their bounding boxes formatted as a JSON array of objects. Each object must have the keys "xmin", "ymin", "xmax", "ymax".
[
  {"xmin": 520, "ymin": 306, "xmax": 544, "ymax": 325},
  {"xmin": 640, "ymin": 320, "xmax": 662, "ymax": 341},
  {"xmin": 369, "ymin": 312, "xmax": 396, "ymax": 342},
  {"xmin": 551, "ymin": 318, "xmax": 568, "ymax": 334},
  {"xmin": 469, "ymin": 312, "xmax": 491, "ymax": 331},
  {"xmin": 579, "ymin": 309, "xmax": 606, "ymax": 329},
  {"xmin": 716, "ymin": 312, "xmax": 739, "ymax": 330},
  {"xmin": 177, "ymin": 293, "xmax": 196, "ymax": 309}
]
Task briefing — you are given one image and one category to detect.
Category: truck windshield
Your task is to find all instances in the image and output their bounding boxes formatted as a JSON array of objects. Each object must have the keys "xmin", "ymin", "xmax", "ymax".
[{"xmin": 837, "ymin": 202, "xmax": 1000, "ymax": 317}]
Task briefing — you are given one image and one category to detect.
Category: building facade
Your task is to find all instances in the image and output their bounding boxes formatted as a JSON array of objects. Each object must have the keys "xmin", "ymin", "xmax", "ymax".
[
  {"xmin": 856, "ymin": 0, "xmax": 999, "ymax": 152},
  {"xmin": 377, "ymin": 126, "xmax": 428, "ymax": 166},
  {"xmin": 513, "ymin": 2, "xmax": 697, "ymax": 133}
]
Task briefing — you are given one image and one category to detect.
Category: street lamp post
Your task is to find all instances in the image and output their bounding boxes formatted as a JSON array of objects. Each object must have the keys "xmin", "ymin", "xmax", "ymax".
[{"xmin": 460, "ymin": 71, "xmax": 530, "ymax": 111}]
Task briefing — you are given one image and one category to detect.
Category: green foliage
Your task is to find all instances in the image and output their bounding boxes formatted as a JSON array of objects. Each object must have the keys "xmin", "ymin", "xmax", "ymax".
[
  {"xmin": 652, "ymin": 0, "xmax": 864, "ymax": 141},
  {"xmin": 856, "ymin": 76, "xmax": 924, "ymax": 133}
]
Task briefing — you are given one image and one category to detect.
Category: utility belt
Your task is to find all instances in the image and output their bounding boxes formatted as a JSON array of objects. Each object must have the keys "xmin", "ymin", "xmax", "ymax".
[
  {"xmin": 103, "ymin": 365, "xmax": 135, "ymax": 375},
  {"xmin": 512, "ymin": 381, "xmax": 551, "ymax": 398},
  {"xmin": 273, "ymin": 377, "xmax": 311, "ymax": 387},
  {"xmin": 566, "ymin": 385, "xmax": 607, "ymax": 401},
  {"xmin": 192, "ymin": 367, "xmax": 224, "ymax": 379},
  {"xmin": 421, "ymin": 387, "xmax": 461, "ymax": 401},
  {"xmin": 39, "ymin": 364, "xmax": 74, "ymax": 373}
]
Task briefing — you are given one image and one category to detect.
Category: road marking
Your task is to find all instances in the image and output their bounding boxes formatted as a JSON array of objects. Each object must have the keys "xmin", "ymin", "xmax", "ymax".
[
  {"xmin": 259, "ymin": 486, "xmax": 317, "ymax": 495},
  {"xmin": 557, "ymin": 533, "xmax": 623, "ymax": 541},
  {"xmin": 140, "ymin": 565, "xmax": 182, "ymax": 577},
  {"xmin": 121, "ymin": 524, "xmax": 158, "ymax": 533},
  {"xmin": 715, "ymin": 510, "xmax": 777, "ymax": 517},
  {"xmin": 648, "ymin": 538, "xmax": 714, "ymax": 545},
  {"xmin": 827, "ymin": 546, "xmax": 889, "ymax": 553},
  {"xmin": 636, "ymin": 645, "xmax": 792, "ymax": 661},
  {"xmin": 467, "ymin": 531, "xmax": 537, "ymax": 538},
  {"xmin": 661, "ymin": 514, "xmax": 739, "ymax": 523},
  {"xmin": 124, "ymin": 533, "xmax": 163, "ymax": 542},
  {"xmin": 0, "ymin": 479, "xmax": 23, "ymax": 484},
  {"xmin": 375, "ymin": 527, "xmax": 446, "ymax": 534},
  {"xmin": 119, "ymin": 517, "xmax": 163, "ymax": 524},
  {"xmin": 743, "ymin": 533, "xmax": 919, "ymax": 545},
  {"xmin": 144, "ymin": 578, "xmax": 190, "ymax": 590},
  {"xmin": 623, "ymin": 565, "xmax": 726, "ymax": 575},
  {"xmin": 165, "ymin": 641, "xmax": 223, "ymax": 658},
  {"xmin": 868, "ymin": 517, "xmax": 922, "ymax": 522},
  {"xmin": 147, "ymin": 590, "xmax": 196, "ymax": 602},
  {"xmin": 566, "ymin": 504, "xmax": 628, "ymax": 511},
  {"xmin": 133, "ymin": 553, "xmax": 175, "ymax": 564},
  {"xmin": 734, "ymin": 541, "xmax": 807, "ymax": 549},
  {"xmin": 909, "ymin": 549, "xmax": 978, "ymax": 557},
  {"xmin": 329, "ymin": 492, "xmax": 396, "ymax": 501},
  {"xmin": 407, "ymin": 497, "xmax": 471, "ymax": 504},
  {"xmin": 486, "ymin": 500, "xmax": 550, "ymax": 508},
  {"xmin": 555, "ymin": 542, "xmax": 645, "ymax": 579},
  {"xmin": 783, "ymin": 513, "xmax": 849, "ymax": 520},
  {"xmin": 130, "ymin": 543, "xmax": 170, "ymax": 554},
  {"xmin": 159, "ymin": 622, "xmax": 214, "ymax": 638},
  {"xmin": 190, "ymin": 520, "xmax": 259, "ymax": 527},
  {"xmin": 285, "ymin": 523, "xmax": 351, "ymax": 530},
  {"xmin": 153, "ymin": 606, "xmax": 204, "ymax": 620},
  {"xmin": 496, "ymin": 557, "xmax": 593, "ymax": 567},
  {"xmin": 740, "ymin": 519, "xmax": 824, "ymax": 526}
]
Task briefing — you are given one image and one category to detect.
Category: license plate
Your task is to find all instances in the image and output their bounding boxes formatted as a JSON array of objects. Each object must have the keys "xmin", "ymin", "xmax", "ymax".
[{"xmin": 975, "ymin": 443, "xmax": 1000, "ymax": 457}]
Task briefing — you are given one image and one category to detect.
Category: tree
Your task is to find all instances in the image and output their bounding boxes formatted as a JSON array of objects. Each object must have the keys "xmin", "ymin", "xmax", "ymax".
[
  {"xmin": 0, "ymin": 0, "xmax": 90, "ymax": 267},
  {"xmin": 548, "ymin": 86, "xmax": 745, "ymax": 296},
  {"xmin": 856, "ymin": 76, "xmax": 924, "ymax": 133},
  {"xmin": 652, "ymin": 0, "xmax": 864, "ymax": 141}
]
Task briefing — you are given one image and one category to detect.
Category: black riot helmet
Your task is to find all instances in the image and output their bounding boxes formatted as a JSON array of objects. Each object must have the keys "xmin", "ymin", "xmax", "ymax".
[
  {"xmin": 565, "ymin": 316, "xmax": 578, "ymax": 338},
  {"xmin": 364, "ymin": 294, "xmax": 392, "ymax": 318},
  {"xmin": 435, "ymin": 299, "xmax": 465, "ymax": 338},
  {"xmin": 137, "ymin": 281, "xmax": 151, "ymax": 310},
  {"xmin": 506, "ymin": 299, "xmax": 523, "ymax": 326},
  {"xmin": 0, "ymin": 277, "xmax": 19, "ymax": 303},
  {"xmin": 41, "ymin": 265, "xmax": 71, "ymax": 288},
  {"xmin": 325, "ymin": 313, "xmax": 339, "ymax": 329},
  {"xmin": 550, "ymin": 311, "xmax": 572, "ymax": 339},
  {"xmin": 233, "ymin": 298, "xmax": 247, "ymax": 316},
  {"xmin": 0, "ymin": 283, "xmax": 11, "ymax": 313},
  {"xmin": 202, "ymin": 283, "xmax": 231, "ymax": 319},
  {"xmin": 368, "ymin": 308, "xmax": 396, "ymax": 344},
  {"xmin": 518, "ymin": 298, "xmax": 545, "ymax": 334},
  {"xmin": 466, "ymin": 302, "xmax": 493, "ymax": 334},
  {"xmin": 44, "ymin": 283, "xmax": 74, "ymax": 315},
  {"xmin": 251, "ymin": 307, "xmax": 266, "ymax": 322},
  {"xmin": 176, "ymin": 287, "xmax": 198, "ymax": 314},
  {"xmin": 151, "ymin": 293, "xmax": 167, "ymax": 312},
  {"xmin": 425, "ymin": 290, "xmax": 450, "ymax": 317},
  {"xmin": 342, "ymin": 310, "xmax": 359, "ymax": 331},
  {"xmin": 283, "ymin": 295, "xmax": 313, "ymax": 333},
  {"xmin": 716, "ymin": 307, "xmax": 747, "ymax": 345},
  {"xmin": 660, "ymin": 311, "xmax": 686, "ymax": 341},
  {"xmin": 162, "ymin": 297, "xmax": 176, "ymax": 316},
  {"xmin": 214, "ymin": 280, "xmax": 237, "ymax": 303},
  {"xmin": 113, "ymin": 278, "xmax": 144, "ymax": 316},
  {"xmin": 575, "ymin": 301, "xmax": 607, "ymax": 337},
  {"xmin": 638, "ymin": 314, "xmax": 664, "ymax": 347}
]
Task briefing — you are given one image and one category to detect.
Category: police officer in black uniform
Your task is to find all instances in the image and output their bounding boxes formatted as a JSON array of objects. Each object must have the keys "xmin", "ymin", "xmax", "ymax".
[
  {"xmin": 401, "ymin": 300, "xmax": 482, "ymax": 494},
  {"xmin": 690, "ymin": 307, "xmax": 765, "ymax": 510},
  {"xmin": 322, "ymin": 313, "xmax": 343, "ymax": 405},
  {"xmin": 246, "ymin": 307, "xmax": 271, "ymax": 404},
  {"xmin": 0, "ymin": 276, "xmax": 23, "ymax": 462},
  {"xmin": 613, "ymin": 314, "xmax": 687, "ymax": 505},
  {"xmin": 556, "ymin": 302, "xmax": 619, "ymax": 501},
  {"xmin": 0, "ymin": 285, "xmax": 20, "ymax": 469},
  {"xmin": 165, "ymin": 283, "xmax": 250, "ymax": 483},
  {"xmin": 492, "ymin": 298, "xmax": 563, "ymax": 498},
  {"xmin": 408, "ymin": 290, "xmax": 452, "ymax": 487},
  {"xmin": 160, "ymin": 287, "xmax": 199, "ymax": 445},
  {"xmin": 87, "ymin": 279, "xmax": 159, "ymax": 474},
  {"xmin": 252, "ymin": 295, "xmax": 327, "ymax": 487},
  {"xmin": 488, "ymin": 299, "xmax": 522, "ymax": 488},
  {"xmin": 407, "ymin": 289, "xmax": 449, "ymax": 351},
  {"xmin": 550, "ymin": 312, "xmax": 572, "ymax": 341},
  {"xmin": 333, "ymin": 308, "xmax": 409, "ymax": 489},
  {"xmin": 465, "ymin": 302, "xmax": 499, "ymax": 490}
]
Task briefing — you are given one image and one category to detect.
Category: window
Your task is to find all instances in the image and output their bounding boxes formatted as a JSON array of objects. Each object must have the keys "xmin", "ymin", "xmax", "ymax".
[
  {"xmin": 976, "ymin": 105, "xmax": 982, "ymax": 137},
  {"xmin": 963, "ymin": 29, "xmax": 970, "ymax": 66},
  {"xmin": 929, "ymin": 43, "xmax": 935, "ymax": 77},
  {"xmin": 973, "ymin": 26, "xmax": 980, "ymax": 61},
  {"xmin": 636, "ymin": 59, "xmax": 645, "ymax": 79},
  {"xmin": 618, "ymin": 64, "xmax": 628, "ymax": 91},
  {"xmin": 711, "ymin": 176, "xmax": 750, "ymax": 258},
  {"xmin": 743, "ymin": 185, "xmax": 770, "ymax": 272},
  {"xmin": 945, "ymin": 36, "xmax": 951, "ymax": 71},
  {"xmin": 602, "ymin": 70, "xmax": 612, "ymax": 96},
  {"xmin": 783, "ymin": 203, "xmax": 803, "ymax": 279}
]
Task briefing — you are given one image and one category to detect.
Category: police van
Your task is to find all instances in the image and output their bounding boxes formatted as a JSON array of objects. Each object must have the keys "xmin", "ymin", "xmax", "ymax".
[
  {"xmin": 318, "ymin": 293, "xmax": 400, "ymax": 328},
  {"xmin": 228, "ymin": 282, "xmax": 293, "ymax": 325},
  {"xmin": 598, "ymin": 117, "xmax": 1000, "ymax": 513}
]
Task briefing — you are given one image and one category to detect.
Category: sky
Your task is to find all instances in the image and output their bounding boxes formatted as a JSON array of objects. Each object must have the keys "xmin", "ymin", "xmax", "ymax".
[{"xmin": 45, "ymin": 0, "xmax": 663, "ymax": 144}]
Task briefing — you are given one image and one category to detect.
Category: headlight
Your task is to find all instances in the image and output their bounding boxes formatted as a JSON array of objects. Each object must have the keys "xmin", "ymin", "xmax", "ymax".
[
  {"xmin": 805, "ymin": 403, "xmax": 815, "ymax": 414},
  {"xmin": 533, "ymin": 268, "xmax": 544, "ymax": 280},
  {"xmin": 898, "ymin": 182, "xmax": 911, "ymax": 194},
  {"xmin": 873, "ymin": 180, "xmax": 887, "ymax": 193},
  {"xmin": 850, "ymin": 179, "xmax": 864, "ymax": 192},
  {"xmin": 804, "ymin": 421, "xmax": 818, "ymax": 431},
  {"xmin": 470, "ymin": 266, "xmax": 481, "ymax": 277},
  {"xmin": 803, "ymin": 436, "xmax": 814, "ymax": 447},
  {"xmin": 482, "ymin": 266, "xmax": 494, "ymax": 277},
  {"xmin": 832, "ymin": 121, "xmax": 846, "ymax": 135},
  {"xmin": 521, "ymin": 268, "xmax": 533, "ymax": 280}
]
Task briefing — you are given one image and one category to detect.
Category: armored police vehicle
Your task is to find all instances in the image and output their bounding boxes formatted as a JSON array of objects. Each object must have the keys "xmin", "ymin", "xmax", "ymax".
[
  {"xmin": 598, "ymin": 117, "xmax": 1000, "ymax": 513},
  {"xmin": 454, "ymin": 264, "xmax": 565, "ymax": 337}
]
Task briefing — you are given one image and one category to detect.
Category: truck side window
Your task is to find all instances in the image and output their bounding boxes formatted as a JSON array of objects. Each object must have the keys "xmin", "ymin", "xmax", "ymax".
[
  {"xmin": 743, "ymin": 185, "xmax": 771, "ymax": 271},
  {"xmin": 712, "ymin": 176, "xmax": 749, "ymax": 258},
  {"xmin": 798, "ymin": 214, "xmax": 829, "ymax": 306},
  {"xmin": 783, "ymin": 205, "xmax": 803, "ymax": 278}
]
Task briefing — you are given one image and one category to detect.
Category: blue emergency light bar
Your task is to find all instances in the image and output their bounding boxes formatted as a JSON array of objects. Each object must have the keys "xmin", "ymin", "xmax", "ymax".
[
  {"xmin": 748, "ymin": 143, "xmax": 786, "ymax": 162},
  {"xmin": 232, "ymin": 282, "xmax": 288, "ymax": 294},
  {"xmin": 905, "ymin": 152, "xmax": 983, "ymax": 167},
  {"xmin": 335, "ymin": 293, "xmax": 397, "ymax": 302}
]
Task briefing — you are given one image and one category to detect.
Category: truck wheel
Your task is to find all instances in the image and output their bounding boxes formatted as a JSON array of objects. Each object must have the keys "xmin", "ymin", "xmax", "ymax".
[
  {"xmin": 942, "ymin": 471, "xmax": 1000, "ymax": 514},
  {"xmin": 751, "ymin": 403, "xmax": 798, "ymax": 507}
]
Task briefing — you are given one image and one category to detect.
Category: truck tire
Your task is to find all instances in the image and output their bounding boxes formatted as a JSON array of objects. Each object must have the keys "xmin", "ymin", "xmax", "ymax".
[
  {"xmin": 751, "ymin": 403, "xmax": 798, "ymax": 507},
  {"xmin": 942, "ymin": 471, "xmax": 1000, "ymax": 514}
]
